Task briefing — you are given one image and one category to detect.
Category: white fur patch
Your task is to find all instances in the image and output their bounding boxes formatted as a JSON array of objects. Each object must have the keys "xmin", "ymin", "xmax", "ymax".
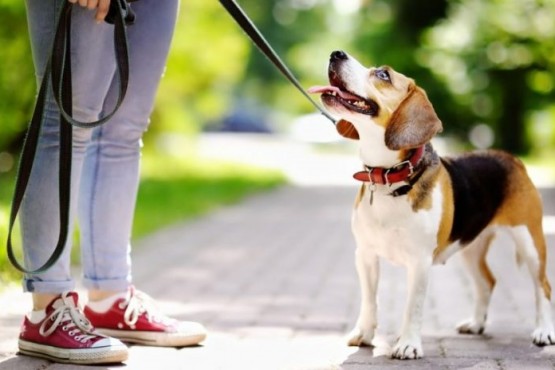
[{"xmin": 353, "ymin": 182, "xmax": 443, "ymax": 266}]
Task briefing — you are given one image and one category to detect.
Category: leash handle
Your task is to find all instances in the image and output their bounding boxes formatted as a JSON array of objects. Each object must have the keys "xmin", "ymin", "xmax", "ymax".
[
  {"xmin": 7, "ymin": 0, "xmax": 130, "ymax": 274},
  {"xmin": 218, "ymin": 0, "xmax": 336, "ymax": 124}
]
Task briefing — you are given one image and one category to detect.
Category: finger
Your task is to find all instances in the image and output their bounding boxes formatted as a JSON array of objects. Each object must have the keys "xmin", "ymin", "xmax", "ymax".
[
  {"xmin": 78, "ymin": 0, "xmax": 88, "ymax": 7},
  {"xmin": 67, "ymin": 0, "xmax": 78, "ymax": 3},
  {"xmin": 95, "ymin": 0, "xmax": 111, "ymax": 22},
  {"xmin": 87, "ymin": 0, "xmax": 99, "ymax": 10}
]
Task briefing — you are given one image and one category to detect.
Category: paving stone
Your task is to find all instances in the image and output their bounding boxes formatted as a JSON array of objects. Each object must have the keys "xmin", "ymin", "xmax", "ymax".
[{"xmin": 1, "ymin": 185, "xmax": 555, "ymax": 370}]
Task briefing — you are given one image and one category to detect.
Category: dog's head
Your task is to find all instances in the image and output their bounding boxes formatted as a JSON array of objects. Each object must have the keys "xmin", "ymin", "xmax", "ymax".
[{"xmin": 309, "ymin": 51, "xmax": 442, "ymax": 151}]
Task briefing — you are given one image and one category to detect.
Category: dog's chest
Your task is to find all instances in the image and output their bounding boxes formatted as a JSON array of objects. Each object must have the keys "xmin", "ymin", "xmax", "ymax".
[{"xmin": 352, "ymin": 185, "xmax": 442, "ymax": 265}]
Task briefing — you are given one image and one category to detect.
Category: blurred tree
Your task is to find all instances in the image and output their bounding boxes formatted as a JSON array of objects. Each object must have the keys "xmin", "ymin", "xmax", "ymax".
[
  {"xmin": 220, "ymin": 0, "xmax": 340, "ymax": 126},
  {"xmin": 152, "ymin": 0, "xmax": 252, "ymax": 139},
  {"xmin": 348, "ymin": 0, "xmax": 471, "ymax": 142},
  {"xmin": 419, "ymin": 0, "xmax": 555, "ymax": 154},
  {"xmin": 2, "ymin": 0, "xmax": 554, "ymax": 159}
]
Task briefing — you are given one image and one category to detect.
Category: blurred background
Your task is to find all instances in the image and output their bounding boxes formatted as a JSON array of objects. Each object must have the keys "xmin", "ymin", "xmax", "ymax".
[{"xmin": 1, "ymin": 0, "xmax": 555, "ymax": 282}]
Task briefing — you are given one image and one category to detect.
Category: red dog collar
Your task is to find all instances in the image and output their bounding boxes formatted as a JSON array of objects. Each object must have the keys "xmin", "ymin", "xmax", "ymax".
[{"xmin": 353, "ymin": 146, "xmax": 424, "ymax": 185}]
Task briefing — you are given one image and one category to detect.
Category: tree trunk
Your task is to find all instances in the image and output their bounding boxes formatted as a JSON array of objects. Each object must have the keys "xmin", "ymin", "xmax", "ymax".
[{"xmin": 496, "ymin": 69, "xmax": 529, "ymax": 155}]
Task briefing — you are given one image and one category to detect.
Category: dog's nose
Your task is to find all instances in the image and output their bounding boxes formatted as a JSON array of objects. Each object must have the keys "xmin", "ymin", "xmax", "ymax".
[{"xmin": 330, "ymin": 50, "xmax": 348, "ymax": 62}]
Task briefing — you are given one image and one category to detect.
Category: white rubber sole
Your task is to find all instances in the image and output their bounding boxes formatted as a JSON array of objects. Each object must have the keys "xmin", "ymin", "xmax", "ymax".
[
  {"xmin": 18, "ymin": 339, "xmax": 128, "ymax": 364},
  {"xmin": 96, "ymin": 328, "xmax": 207, "ymax": 347}
]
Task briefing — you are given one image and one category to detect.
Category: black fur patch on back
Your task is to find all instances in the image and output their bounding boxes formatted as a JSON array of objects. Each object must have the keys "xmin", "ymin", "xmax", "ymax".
[{"xmin": 441, "ymin": 152, "xmax": 510, "ymax": 245}]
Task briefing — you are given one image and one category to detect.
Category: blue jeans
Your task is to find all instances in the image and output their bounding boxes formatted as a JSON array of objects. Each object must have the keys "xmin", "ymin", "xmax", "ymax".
[{"xmin": 22, "ymin": 0, "xmax": 178, "ymax": 293}]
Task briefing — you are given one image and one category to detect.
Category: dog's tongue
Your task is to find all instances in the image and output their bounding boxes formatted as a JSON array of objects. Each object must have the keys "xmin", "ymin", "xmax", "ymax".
[
  {"xmin": 307, "ymin": 85, "xmax": 338, "ymax": 94},
  {"xmin": 308, "ymin": 85, "xmax": 360, "ymax": 101}
]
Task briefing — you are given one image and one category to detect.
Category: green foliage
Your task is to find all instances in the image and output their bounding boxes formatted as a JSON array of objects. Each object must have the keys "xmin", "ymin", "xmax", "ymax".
[
  {"xmin": 151, "ymin": 0, "xmax": 252, "ymax": 137},
  {"xmin": 0, "ymin": 174, "xmax": 16, "ymax": 283},
  {"xmin": 133, "ymin": 150, "xmax": 286, "ymax": 237},
  {"xmin": 235, "ymin": 0, "xmax": 353, "ymax": 118},
  {"xmin": 0, "ymin": 0, "xmax": 35, "ymax": 154},
  {"xmin": 151, "ymin": 0, "xmax": 344, "ymax": 136},
  {"xmin": 0, "ymin": 152, "xmax": 286, "ymax": 284},
  {"xmin": 419, "ymin": 0, "xmax": 555, "ymax": 153},
  {"xmin": 1, "ymin": 0, "xmax": 555, "ymax": 156}
]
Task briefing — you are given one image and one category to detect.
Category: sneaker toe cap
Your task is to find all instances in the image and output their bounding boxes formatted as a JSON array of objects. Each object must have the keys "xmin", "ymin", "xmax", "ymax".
[
  {"xmin": 177, "ymin": 321, "xmax": 207, "ymax": 337},
  {"xmin": 93, "ymin": 336, "xmax": 127, "ymax": 349}
]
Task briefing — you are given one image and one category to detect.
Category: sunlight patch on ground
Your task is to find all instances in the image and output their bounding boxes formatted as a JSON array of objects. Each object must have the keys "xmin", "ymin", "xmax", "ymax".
[{"xmin": 543, "ymin": 215, "xmax": 555, "ymax": 235}]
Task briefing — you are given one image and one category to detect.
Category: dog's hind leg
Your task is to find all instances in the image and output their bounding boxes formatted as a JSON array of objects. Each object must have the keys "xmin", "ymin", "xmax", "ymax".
[
  {"xmin": 347, "ymin": 248, "xmax": 379, "ymax": 347},
  {"xmin": 509, "ymin": 224, "xmax": 555, "ymax": 346},
  {"xmin": 457, "ymin": 229, "xmax": 496, "ymax": 335}
]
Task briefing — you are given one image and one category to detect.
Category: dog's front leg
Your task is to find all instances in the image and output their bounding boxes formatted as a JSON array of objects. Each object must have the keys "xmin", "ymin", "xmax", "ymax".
[
  {"xmin": 392, "ymin": 258, "xmax": 432, "ymax": 360},
  {"xmin": 347, "ymin": 248, "xmax": 379, "ymax": 347}
]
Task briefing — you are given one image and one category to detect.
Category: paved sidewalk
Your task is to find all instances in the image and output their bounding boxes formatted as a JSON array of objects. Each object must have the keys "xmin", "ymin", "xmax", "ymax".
[{"xmin": 1, "ymin": 184, "xmax": 555, "ymax": 369}]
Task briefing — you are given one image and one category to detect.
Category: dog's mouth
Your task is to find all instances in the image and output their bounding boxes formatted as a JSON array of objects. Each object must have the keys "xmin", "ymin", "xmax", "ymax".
[{"xmin": 308, "ymin": 78, "xmax": 378, "ymax": 116}]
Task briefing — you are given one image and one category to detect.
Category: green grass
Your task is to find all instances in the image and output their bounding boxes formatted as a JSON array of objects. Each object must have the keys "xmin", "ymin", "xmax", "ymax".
[
  {"xmin": 0, "ymin": 172, "xmax": 18, "ymax": 285},
  {"xmin": 133, "ymin": 151, "xmax": 286, "ymax": 238},
  {"xmin": 0, "ymin": 152, "xmax": 286, "ymax": 285}
]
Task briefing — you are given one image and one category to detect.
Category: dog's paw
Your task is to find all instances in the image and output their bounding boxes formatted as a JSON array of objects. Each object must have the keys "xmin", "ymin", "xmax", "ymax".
[
  {"xmin": 346, "ymin": 327, "xmax": 374, "ymax": 347},
  {"xmin": 391, "ymin": 338, "xmax": 423, "ymax": 360},
  {"xmin": 457, "ymin": 319, "xmax": 485, "ymax": 335},
  {"xmin": 532, "ymin": 327, "xmax": 555, "ymax": 346}
]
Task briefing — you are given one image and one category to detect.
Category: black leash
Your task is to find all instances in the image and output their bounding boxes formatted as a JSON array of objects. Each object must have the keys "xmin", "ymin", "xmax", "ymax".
[
  {"xmin": 218, "ymin": 0, "xmax": 336, "ymax": 124},
  {"xmin": 8, "ymin": 0, "xmax": 328, "ymax": 274},
  {"xmin": 7, "ymin": 0, "xmax": 132, "ymax": 274}
]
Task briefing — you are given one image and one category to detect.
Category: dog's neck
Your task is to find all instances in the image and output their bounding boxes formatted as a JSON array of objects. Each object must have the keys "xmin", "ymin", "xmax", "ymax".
[{"xmin": 357, "ymin": 124, "xmax": 402, "ymax": 168}]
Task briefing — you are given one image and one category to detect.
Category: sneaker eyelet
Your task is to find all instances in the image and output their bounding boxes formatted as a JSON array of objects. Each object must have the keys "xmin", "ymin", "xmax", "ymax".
[{"xmin": 62, "ymin": 326, "xmax": 69, "ymax": 331}]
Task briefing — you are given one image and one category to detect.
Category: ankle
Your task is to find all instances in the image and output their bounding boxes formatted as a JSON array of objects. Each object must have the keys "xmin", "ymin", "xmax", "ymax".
[{"xmin": 32, "ymin": 293, "xmax": 59, "ymax": 311}]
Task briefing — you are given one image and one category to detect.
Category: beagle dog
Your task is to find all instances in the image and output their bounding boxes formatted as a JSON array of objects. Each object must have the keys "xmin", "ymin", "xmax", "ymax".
[{"xmin": 309, "ymin": 50, "xmax": 554, "ymax": 359}]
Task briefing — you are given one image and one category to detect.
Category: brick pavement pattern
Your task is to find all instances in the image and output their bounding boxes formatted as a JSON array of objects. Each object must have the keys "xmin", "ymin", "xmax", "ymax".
[{"xmin": 1, "ymin": 185, "xmax": 555, "ymax": 369}]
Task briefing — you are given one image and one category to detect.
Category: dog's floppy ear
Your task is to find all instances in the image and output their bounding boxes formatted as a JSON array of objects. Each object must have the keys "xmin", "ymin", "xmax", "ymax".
[
  {"xmin": 385, "ymin": 85, "xmax": 442, "ymax": 150},
  {"xmin": 336, "ymin": 119, "xmax": 359, "ymax": 140}
]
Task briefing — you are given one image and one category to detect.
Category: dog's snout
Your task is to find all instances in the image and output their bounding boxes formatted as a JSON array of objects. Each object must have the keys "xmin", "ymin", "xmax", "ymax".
[{"xmin": 330, "ymin": 50, "xmax": 348, "ymax": 62}]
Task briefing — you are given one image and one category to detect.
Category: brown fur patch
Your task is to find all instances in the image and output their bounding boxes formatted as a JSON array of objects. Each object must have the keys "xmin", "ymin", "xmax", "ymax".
[
  {"xmin": 490, "ymin": 154, "xmax": 551, "ymax": 299},
  {"xmin": 478, "ymin": 232, "xmax": 497, "ymax": 290},
  {"xmin": 406, "ymin": 145, "xmax": 441, "ymax": 212},
  {"xmin": 372, "ymin": 112, "xmax": 393, "ymax": 129},
  {"xmin": 408, "ymin": 166, "xmax": 439, "ymax": 211},
  {"xmin": 384, "ymin": 84, "xmax": 443, "ymax": 151},
  {"xmin": 433, "ymin": 165, "xmax": 454, "ymax": 258}
]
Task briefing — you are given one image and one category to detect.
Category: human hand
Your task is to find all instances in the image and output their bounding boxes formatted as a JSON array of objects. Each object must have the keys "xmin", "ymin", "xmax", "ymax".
[{"xmin": 67, "ymin": 0, "xmax": 111, "ymax": 23}]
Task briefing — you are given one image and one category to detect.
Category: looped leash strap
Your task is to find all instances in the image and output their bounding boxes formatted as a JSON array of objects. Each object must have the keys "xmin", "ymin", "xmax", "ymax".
[
  {"xmin": 7, "ymin": 1, "xmax": 130, "ymax": 274},
  {"xmin": 218, "ymin": 0, "xmax": 336, "ymax": 124},
  {"xmin": 51, "ymin": 2, "xmax": 130, "ymax": 128}
]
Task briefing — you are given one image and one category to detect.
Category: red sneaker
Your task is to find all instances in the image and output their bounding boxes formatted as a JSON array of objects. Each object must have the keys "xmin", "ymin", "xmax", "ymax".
[
  {"xmin": 84, "ymin": 287, "xmax": 207, "ymax": 347},
  {"xmin": 18, "ymin": 291, "xmax": 128, "ymax": 364}
]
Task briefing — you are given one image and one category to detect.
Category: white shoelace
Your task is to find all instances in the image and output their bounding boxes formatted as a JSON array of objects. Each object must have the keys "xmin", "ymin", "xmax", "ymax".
[
  {"xmin": 39, "ymin": 292, "xmax": 98, "ymax": 343},
  {"xmin": 119, "ymin": 290, "xmax": 172, "ymax": 327}
]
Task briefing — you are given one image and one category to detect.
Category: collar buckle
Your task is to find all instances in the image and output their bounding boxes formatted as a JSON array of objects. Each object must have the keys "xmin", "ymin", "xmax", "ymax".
[
  {"xmin": 366, "ymin": 167, "xmax": 375, "ymax": 184},
  {"xmin": 391, "ymin": 159, "xmax": 414, "ymax": 177}
]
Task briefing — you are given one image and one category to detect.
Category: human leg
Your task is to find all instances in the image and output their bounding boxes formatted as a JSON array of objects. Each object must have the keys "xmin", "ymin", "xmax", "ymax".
[
  {"xmin": 20, "ymin": 0, "xmax": 127, "ymax": 363},
  {"xmin": 79, "ymin": 0, "xmax": 179, "ymax": 293},
  {"xmin": 77, "ymin": 0, "xmax": 207, "ymax": 346},
  {"xmin": 21, "ymin": 0, "xmax": 115, "ymax": 296}
]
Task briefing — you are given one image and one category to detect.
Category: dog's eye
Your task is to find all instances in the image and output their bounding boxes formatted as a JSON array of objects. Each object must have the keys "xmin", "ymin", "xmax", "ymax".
[{"xmin": 375, "ymin": 69, "xmax": 390, "ymax": 82}]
